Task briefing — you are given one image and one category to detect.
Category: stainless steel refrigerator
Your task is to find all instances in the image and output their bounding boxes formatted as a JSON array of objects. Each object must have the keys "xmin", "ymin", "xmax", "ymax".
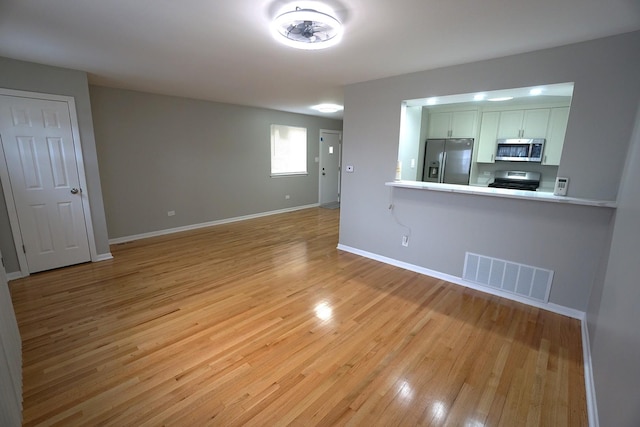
[{"xmin": 422, "ymin": 138, "xmax": 474, "ymax": 185}]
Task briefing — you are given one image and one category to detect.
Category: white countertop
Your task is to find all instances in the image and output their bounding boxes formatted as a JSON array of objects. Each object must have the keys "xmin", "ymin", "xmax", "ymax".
[{"xmin": 386, "ymin": 180, "xmax": 617, "ymax": 208}]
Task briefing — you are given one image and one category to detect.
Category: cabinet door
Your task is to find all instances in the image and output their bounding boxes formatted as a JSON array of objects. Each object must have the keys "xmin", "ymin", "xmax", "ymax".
[
  {"xmin": 476, "ymin": 112, "xmax": 500, "ymax": 163},
  {"xmin": 427, "ymin": 112, "xmax": 452, "ymax": 138},
  {"xmin": 543, "ymin": 107, "xmax": 569, "ymax": 165},
  {"xmin": 522, "ymin": 108, "xmax": 550, "ymax": 138},
  {"xmin": 497, "ymin": 110, "xmax": 524, "ymax": 138},
  {"xmin": 450, "ymin": 111, "xmax": 477, "ymax": 138}
]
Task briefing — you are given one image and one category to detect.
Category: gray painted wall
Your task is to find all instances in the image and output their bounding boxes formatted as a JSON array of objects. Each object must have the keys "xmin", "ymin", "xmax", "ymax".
[
  {"xmin": 587, "ymin": 105, "xmax": 640, "ymax": 427},
  {"xmin": 90, "ymin": 86, "xmax": 342, "ymax": 239},
  {"xmin": 0, "ymin": 56, "xmax": 110, "ymax": 273},
  {"xmin": 339, "ymin": 31, "xmax": 640, "ymax": 311}
]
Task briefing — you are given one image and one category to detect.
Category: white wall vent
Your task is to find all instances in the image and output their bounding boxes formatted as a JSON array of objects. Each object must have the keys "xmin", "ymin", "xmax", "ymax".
[{"xmin": 463, "ymin": 252, "xmax": 553, "ymax": 303}]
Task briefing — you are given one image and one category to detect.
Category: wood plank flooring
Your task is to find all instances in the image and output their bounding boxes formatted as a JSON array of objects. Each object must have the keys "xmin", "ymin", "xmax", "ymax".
[{"xmin": 8, "ymin": 207, "xmax": 588, "ymax": 426}]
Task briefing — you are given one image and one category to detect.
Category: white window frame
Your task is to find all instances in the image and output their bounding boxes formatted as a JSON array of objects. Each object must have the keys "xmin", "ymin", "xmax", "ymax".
[{"xmin": 270, "ymin": 124, "xmax": 308, "ymax": 177}]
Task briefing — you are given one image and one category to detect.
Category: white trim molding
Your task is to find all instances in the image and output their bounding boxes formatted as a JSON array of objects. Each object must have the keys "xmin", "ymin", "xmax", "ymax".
[
  {"xmin": 5, "ymin": 272, "xmax": 24, "ymax": 282},
  {"xmin": 581, "ymin": 318, "xmax": 600, "ymax": 427},
  {"xmin": 95, "ymin": 253, "xmax": 114, "ymax": 262},
  {"xmin": 336, "ymin": 243, "xmax": 599, "ymax": 426},
  {"xmin": 109, "ymin": 204, "xmax": 320, "ymax": 245}
]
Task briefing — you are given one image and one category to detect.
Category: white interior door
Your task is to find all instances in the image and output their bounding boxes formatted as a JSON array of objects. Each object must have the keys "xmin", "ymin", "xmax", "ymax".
[
  {"xmin": 0, "ymin": 95, "xmax": 91, "ymax": 273},
  {"xmin": 319, "ymin": 130, "xmax": 342, "ymax": 206}
]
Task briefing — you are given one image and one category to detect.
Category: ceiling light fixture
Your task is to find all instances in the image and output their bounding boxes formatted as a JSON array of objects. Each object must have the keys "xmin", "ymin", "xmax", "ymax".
[
  {"xmin": 271, "ymin": 6, "xmax": 343, "ymax": 50},
  {"xmin": 529, "ymin": 88, "xmax": 543, "ymax": 96},
  {"xmin": 311, "ymin": 103, "xmax": 343, "ymax": 113},
  {"xmin": 487, "ymin": 96, "xmax": 514, "ymax": 102}
]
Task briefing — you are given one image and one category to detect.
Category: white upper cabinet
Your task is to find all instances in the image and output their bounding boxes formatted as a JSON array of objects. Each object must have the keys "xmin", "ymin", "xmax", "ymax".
[
  {"xmin": 450, "ymin": 111, "xmax": 477, "ymax": 138},
  {"xmin": 427, "ymin": 110, "xmax": 477, "ymax": 139},
  {"xmin": 522, "ymin": 109, "xmax": 551, "ymax": 138},
  {"xmin": 476, "ymin": 112, "xmax": 500, "ymax": 163},
  {"xmin": 497, "ymin": 108, "xmax": 550, "ymax": 138},
  {"xmin": 476, "ymin": 106, "xmax": 569, "ymax": 164},
  {"xmin": 427, "ymin": 112, "xmax": 452, "ymax": 138},
  {"xmin": 496, "ymin": 110, "xmax": 524, "ymax": 138},
  {"xmin": 543, "ymin": 107, "xmax": 570, "ymax": 165}
]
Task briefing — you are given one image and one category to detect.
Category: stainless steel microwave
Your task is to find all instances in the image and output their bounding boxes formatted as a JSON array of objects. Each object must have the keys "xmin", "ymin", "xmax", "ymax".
[{"xmin": 495, "ymin": 138, "xmax": 545, "ymax": 162}]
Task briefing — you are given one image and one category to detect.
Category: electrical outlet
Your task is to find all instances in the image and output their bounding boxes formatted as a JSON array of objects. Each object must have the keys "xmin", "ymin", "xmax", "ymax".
[
  {"xmin": 167, "ymin": 210, "xmax": 175, "ymax": 216},
  {"xmin": 402, "ymin": 235, "xmax": 409, "ymax": 247}
]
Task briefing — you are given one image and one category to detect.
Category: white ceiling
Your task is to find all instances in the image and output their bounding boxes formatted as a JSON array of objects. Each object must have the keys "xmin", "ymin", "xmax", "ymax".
[{"xmin": 1, "ymin": 0, "xmax": 639, "ymax": 119}]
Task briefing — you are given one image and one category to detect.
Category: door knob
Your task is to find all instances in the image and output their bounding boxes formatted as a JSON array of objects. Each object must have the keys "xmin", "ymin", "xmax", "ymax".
[{"xmin": 70, "ymin": 188, "xmax": 79, "ymax": 194}]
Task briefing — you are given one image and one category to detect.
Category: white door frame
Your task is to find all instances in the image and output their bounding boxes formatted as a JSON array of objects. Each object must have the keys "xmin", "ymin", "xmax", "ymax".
[
  {"xmin": 0, "ymin": 88, "xmax": 99, "ymax": 277},
  {"xmin": 318, "ymin": 129, "xmax": 342, "ymax": 205}
]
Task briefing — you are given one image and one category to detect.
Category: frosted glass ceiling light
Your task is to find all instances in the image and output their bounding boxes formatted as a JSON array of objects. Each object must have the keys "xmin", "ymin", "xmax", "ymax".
[
  {"xmin": 272, "ymin": 6, "xmax": 343, "ymax": 50},
  {"xmin": 311, "ymin": 103, "xmax": 343, "ymax": 113}
]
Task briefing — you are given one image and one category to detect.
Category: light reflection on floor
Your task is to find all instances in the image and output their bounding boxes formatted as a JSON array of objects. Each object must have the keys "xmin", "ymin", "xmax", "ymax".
[
  {"xmin": 314, "ymin": 301, "xmax": 333, "ymax": 321},
  {"xmin": 398, "ymin": 380, "xmax": 414, "ymax": 402},
  {"xmin": 432, "ymin": 400, "xmax": 447, "ymax": 422}
]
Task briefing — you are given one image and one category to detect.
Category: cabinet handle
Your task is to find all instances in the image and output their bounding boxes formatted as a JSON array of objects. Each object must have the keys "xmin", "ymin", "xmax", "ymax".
[
  {"xmin": 491, "ymin": 154, "xmax": 494, "ymax": 161},
  {"xmin": 544, "ymin": 155, "xmax": 547, "ymax": 164}
]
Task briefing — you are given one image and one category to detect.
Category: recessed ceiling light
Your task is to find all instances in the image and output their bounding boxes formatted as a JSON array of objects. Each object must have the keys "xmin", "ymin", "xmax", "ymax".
[
  {"xmin": 529, "ymin": 88, "xmax": 543, "ymax": 96},
  {"xmin": 271, "ymin": 7, "xmax": 343, "ymax": 50},
  {"xmin": 487, "ymin": 96, "xmax": 514, "ymax": 102},
  {"xmin": 311, "ymin": 103, "xmax": 343, "ymax": 113}
]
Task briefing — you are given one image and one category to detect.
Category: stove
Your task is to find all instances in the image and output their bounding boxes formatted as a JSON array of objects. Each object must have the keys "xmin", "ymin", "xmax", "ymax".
[{"xmin": 488, "ymin": 170, "xmax": 541, "ymax": 191}]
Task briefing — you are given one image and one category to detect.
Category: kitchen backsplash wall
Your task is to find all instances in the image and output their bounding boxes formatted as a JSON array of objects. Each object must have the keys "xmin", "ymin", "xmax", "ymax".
[{"xmin": 473, "ymin": 162, "xmax": 559, "ymax": 191}]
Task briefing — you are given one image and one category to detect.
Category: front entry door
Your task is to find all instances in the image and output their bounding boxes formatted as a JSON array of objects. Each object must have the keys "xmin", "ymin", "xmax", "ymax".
[
  {"xmin": 0, "ymin": 95, "xmax": 91, "ymax": 273},
  {"xmin": 319, "ymin": 130, "xmax": 342, "ymax": 206}
]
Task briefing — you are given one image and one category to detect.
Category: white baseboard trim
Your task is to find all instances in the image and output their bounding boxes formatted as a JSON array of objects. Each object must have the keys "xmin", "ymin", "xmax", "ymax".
[
  {"xmin": 336, "ymin": 244, "xmax": 585, "ymax": 320},
  {"xmin": 336, "ymin": 243, "xmax": 598, "ymax": 426},
  {"xmin": 581, "ymin": 317, "xmax": 599, "ymax": 427},
  {"xmin": 6, "ymin": 271, "xmax": 24, "ymax": 281},
  {"xmin": 95, "ymin": 253, "xmax": 114, "ymax": 262},
  {"xmin": 109, "ymin": 204, "xmax": 320, "ymax": 245},
  {"xmin": 6, "ymin": 253, "xmax": 114, "ymax": 280}
]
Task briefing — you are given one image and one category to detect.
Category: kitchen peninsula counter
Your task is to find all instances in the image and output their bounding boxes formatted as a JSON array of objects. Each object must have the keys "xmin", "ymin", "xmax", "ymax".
[{"xmin": 386, "ymin": 180, "xmax": 617, "ymax": 208}]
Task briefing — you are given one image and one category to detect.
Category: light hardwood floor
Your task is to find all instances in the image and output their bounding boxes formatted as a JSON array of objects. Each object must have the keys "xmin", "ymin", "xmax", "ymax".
[{"xmin": 9, "ymin": 207, "xmax": 587, "ymax": 426}]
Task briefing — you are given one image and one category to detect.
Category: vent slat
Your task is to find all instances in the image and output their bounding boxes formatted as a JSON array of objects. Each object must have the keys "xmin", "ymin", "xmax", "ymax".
[{"xmin": 463, "ymin": 252, "xmax": 553, "ymax": 303}]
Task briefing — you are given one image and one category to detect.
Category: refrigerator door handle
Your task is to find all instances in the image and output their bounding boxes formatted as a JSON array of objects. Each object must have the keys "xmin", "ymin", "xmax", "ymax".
[{"xmin": 439, "ymin": 152, "xmax": 447, "ymax": 183}]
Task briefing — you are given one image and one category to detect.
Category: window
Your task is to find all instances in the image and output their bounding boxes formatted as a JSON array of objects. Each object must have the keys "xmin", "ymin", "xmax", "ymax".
[{"xmin": 270, "ymin": 124, "xmax": 307, "ymax": 176}]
